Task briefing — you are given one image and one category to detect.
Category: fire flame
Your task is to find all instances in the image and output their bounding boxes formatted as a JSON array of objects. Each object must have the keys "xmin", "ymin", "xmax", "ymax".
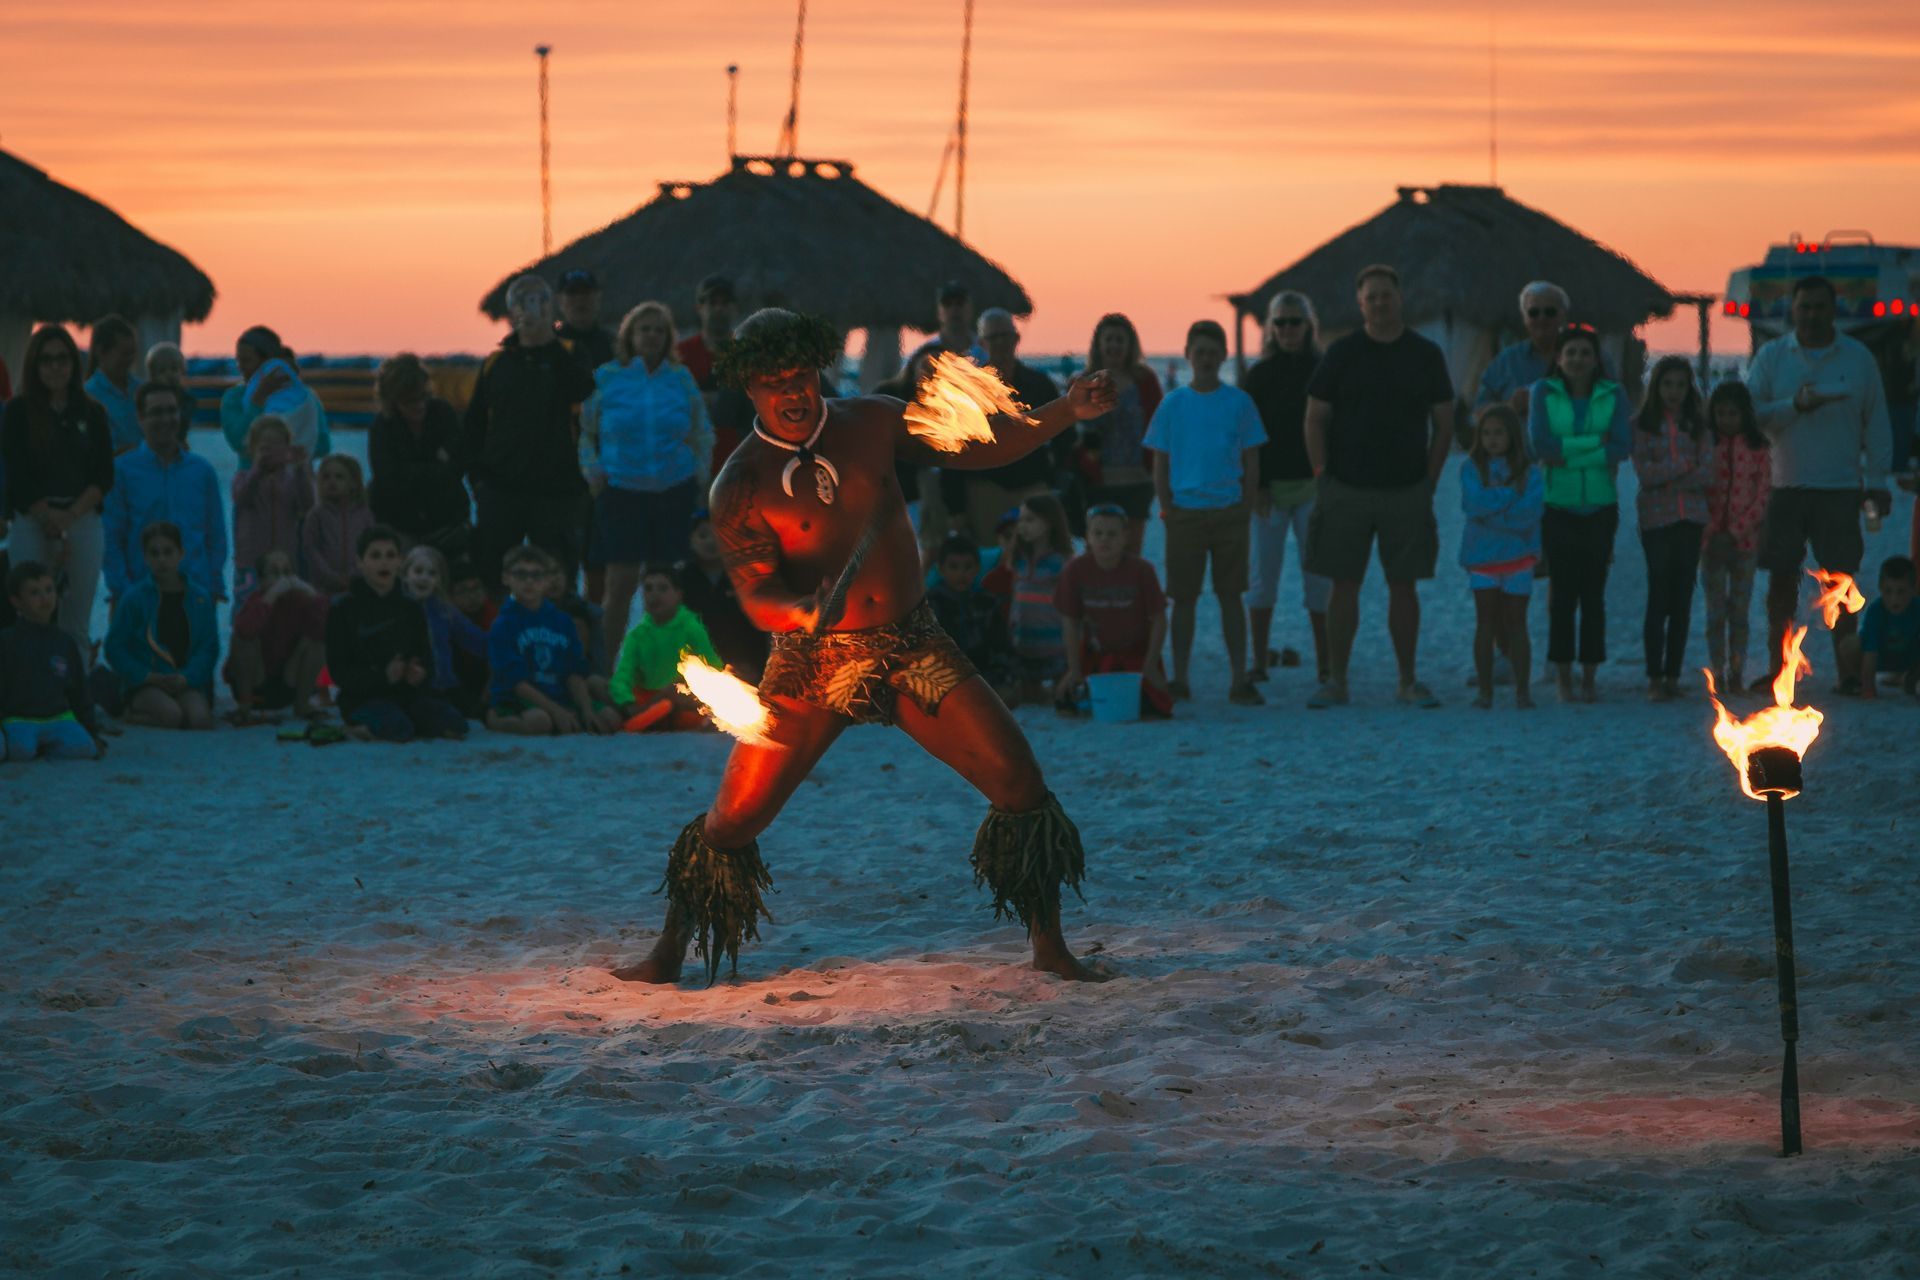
[
  {"xmin": 1808, "ymin": 568, "xmax": 1864, "ymax": 628},
  {"xmin": 1702, "ymin": 569, "xmax": 1863, "ymax": 800},
  {"xmin": 676, "ymin": 654, "xmax": 773, "ymax": 745},
  {"xmin": 902, "ymin": 351, "xmax": 1036, "ymax": 452}
]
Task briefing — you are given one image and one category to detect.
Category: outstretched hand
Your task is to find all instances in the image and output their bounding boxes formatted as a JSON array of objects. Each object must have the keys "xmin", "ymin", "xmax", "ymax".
[{"xmin": 1067, "ymin": 370, "xmax": 1119, "ymax": 421}]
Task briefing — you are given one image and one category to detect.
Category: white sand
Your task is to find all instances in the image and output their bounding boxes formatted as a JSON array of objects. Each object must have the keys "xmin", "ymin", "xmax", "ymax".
[{"xmin": 6, "ymin": 456, "xmax": 1918, "ymax": 1277}]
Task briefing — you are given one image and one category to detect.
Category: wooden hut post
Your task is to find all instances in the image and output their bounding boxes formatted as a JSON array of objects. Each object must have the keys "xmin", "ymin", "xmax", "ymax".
[
  {"xmin": 1233, "ymin": 305, "xmax": 1248, "ymax": 378},
  {"xmin": 0, "ymin": 314, "xmax": 29, "ymax": 384}
]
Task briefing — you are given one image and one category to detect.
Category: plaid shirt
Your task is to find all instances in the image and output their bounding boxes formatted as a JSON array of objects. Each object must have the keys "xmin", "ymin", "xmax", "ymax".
[{"xmin": 1631, "ymin": 414, "xmax": 1714, "ymax": 530}]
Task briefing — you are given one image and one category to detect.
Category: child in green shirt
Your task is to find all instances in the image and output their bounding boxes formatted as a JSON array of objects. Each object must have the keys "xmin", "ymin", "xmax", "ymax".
[{"xmin": 611, "ymin": 563, "xmax": 723, "ymax": 732}]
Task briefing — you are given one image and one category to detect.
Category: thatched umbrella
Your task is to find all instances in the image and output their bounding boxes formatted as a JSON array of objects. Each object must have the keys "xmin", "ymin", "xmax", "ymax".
[
  {"xmin": 0, "ymin": 147, "xmax": 216, "ymax": 377},
  {"xmin": 1228, "ymin": 185, "xmax": 1673, "ymax": 392},
  {"xmin": 479, "ymin": 155, "xmax": 1031, "ymax": 380}
]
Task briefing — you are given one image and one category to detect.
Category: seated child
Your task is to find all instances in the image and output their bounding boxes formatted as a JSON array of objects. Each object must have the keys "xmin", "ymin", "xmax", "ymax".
[
  {"xmin": 403, "ymin": 544, "xmax": 487, "ymax": 718},
  {"xmin": 322, "ymin": 525, "xmax": 466, "ymax": 742},
  {"xmin": 105, "ymin": 521, "xmax": 218, "ymax": 730},
  {"xmin": 678, "ymin": 509, "xmax": 769, "ymax": 681},
  {"xmin": 449, "ymin": 559, "xmax": 498, "ymax": 632},
  {"xmin": 227, "ymin": 549, "xmax": 329, "ymax": 721},
  {"xmin": 1, "ymin": 561, "xmax": 102, "ymax": 760},
  {"xmin": 1842, "ymin": 555, "xmax": 1920, "ymax": 699},
  {"xmin": 1054, "ymin": 504, "xmax": 1173, "ymax": 718},
  {"xmin": 485, "ymin": 545, "xmax": 623, "ymax": 736},
  {"xmin": 609, "ymin": 563, "xmax": 721, "ymax": 732},
  {"xmin": 925, "ymin": 534, "xmax": 1016, "ymax": 703}
]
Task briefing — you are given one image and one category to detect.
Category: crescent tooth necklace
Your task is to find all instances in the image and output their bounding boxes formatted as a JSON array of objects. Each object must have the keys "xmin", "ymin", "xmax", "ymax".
[{"xmin": 753, "ymin": 408, "xmax": 839, "ymax": 504}]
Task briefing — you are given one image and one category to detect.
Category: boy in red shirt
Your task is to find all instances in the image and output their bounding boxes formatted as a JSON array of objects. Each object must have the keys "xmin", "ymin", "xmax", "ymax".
[{"xmin": 1054, "ymin": 503, "xmax": 1173, "ymax": 717}]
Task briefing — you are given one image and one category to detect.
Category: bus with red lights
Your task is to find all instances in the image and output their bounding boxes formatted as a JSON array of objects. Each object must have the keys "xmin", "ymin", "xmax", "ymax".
[{"xmin": 1724, "ymin": 232, "xmax": 1919, "ymax": 463}]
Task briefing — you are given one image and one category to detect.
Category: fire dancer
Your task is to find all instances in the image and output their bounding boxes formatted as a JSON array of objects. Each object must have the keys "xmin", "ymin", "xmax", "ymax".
[{"xmin": 613, "ymin": 309, "xmax": 1117, "ymax": 985}]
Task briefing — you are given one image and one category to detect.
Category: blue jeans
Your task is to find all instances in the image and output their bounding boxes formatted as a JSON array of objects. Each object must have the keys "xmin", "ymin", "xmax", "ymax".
[
  {"xmin": 347, "ymin": 696, "xmax": 467, "ymax": 743},
  {"xmin": 4, "ymin": 716, "xmax": 98, "ymax": 761}
]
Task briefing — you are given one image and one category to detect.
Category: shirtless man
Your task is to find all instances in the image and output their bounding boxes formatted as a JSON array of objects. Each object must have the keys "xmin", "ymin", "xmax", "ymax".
[{"xmin": 613, "ymin": 309, "xmax": 1117, "ymax": 985}]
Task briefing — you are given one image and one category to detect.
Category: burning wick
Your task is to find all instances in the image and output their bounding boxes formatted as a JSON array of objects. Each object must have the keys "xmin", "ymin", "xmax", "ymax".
[
  {"xmin": 676, "ymin": 654, "xmax": 774, "ymax": 746},
  {"xmin": 903, "ymin": 351, "xmax": 1036, "ymax": 452},
  {"xmin": 1698, "ymin": 569, "xmax": 1864, "ymax": 1158}
]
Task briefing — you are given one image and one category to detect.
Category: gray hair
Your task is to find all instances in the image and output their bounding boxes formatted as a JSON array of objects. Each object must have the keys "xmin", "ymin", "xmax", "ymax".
[
  {"xmin": 1263, "ymin": 290, "xmax": 1319, "ymax": 354},
  {"xmin": 976, "ymin": 307, "xmax": 1018, "ymax": 337},
  {"xmin": 1518, "ymin": 280, "xmax": 1570, "ymax": 314},
  {"xmin": 505, "ymin": 274, "xmax": 554, "ymax": 308}
]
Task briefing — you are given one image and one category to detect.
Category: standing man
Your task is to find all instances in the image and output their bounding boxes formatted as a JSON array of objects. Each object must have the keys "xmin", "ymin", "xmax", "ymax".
[
  {"xmin": 940, "ymin": 308, "xmax": 1063, "ymax": 543},
  {"xmin": 1146, "ymin": 320, "xmax": 1266, "ymax": 705},
  {"xmin": 102, "ymin": 384, "xmax": 226, "ymax": 604},
  {"xmin": 1474, "ymin": 282, "xmax": 1572, "ymax": 421},
  {"xmin": 464, "ymin": 275, "xmax": 596, "ymax": 595},
  {"xmin": 676, "ymin": 273, "xmax": 753, "ymax": 470},
  {"xmin": 1747, "ymin": 275, "xmax": 1893, "ymax": 687},
  {"xmin": 1302, "ymin": 264, "xmax": 1456, "ymax": 708},
  {"xmin": 554, "ymin": 269, "xmax": 615, "ymax": 369}
]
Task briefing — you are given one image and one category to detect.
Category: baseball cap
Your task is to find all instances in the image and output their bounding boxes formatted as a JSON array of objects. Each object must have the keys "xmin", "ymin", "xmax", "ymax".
[
  {"xmin": 696, "ymin": 273, "xmax": 736, "ymax": 302},
  {"xmin": 558, "ymin": 269, "xmax": 599, "ymax": 292},
  {"xmin": 937, "ymin": 280, "xmax": 970, "ymax": 304}
]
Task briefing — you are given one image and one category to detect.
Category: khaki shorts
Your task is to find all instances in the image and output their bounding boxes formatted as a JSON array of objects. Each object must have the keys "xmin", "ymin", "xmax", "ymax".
[
  {"xmin": 1164, "ymin": 503, "xmax": 1251, "ymax": 597},
  {"xmin": 1304, "ymin": 476, "xmax": 1438, "ymax": 583}
]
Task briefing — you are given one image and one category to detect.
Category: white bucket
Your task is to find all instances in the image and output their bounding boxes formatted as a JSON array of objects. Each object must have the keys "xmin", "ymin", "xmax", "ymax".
[{"xmin": 1085, "ymin": 672, "xmax": 1141, "ymax": 724}]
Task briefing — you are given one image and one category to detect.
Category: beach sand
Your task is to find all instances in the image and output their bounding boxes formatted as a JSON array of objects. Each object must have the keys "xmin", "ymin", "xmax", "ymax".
[{"xmin": 6, "ymin": 453, "xmax": 1918, "ymax": 1277}]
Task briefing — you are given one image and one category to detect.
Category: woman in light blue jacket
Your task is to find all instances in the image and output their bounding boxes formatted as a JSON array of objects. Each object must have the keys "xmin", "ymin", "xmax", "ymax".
[{"xmin": 579, "ymin": 301, "xmax": 712, "ymax": 651}]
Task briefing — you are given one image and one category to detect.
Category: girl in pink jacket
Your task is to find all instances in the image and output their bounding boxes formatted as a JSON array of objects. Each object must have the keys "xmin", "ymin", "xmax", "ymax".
[{"xmin": 1701, "ymin": 381, "xmax": 1771, "ymax": 693}]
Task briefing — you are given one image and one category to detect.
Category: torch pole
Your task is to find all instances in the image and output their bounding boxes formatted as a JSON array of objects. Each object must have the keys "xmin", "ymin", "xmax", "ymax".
[{"xmin": 1764, "ymin": 792, "xmax": 1803, "ymax": 1157}]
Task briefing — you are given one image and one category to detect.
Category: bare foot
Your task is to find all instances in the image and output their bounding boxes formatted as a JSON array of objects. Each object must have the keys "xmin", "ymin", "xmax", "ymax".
[
  {"xmin": 1472, "ymin": 688, "xmax": 1494, "ymax": 709},
  {"xmin": 613, "ymin": 929, "xmax": 689, "ymax": 984},
  {"xmin": 1030, "ymin": 926, "xmax": 1111, "ymax": 982},
  {"xmin": 1515, "ymin": 689, "xmax": 1536, "ymax": 709}
]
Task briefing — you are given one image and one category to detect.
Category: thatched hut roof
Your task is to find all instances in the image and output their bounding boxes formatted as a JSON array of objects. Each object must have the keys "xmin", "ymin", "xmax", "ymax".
[
  {"xmin": 479, "ymin": 156, "xmax": 1031, "ymax": 333},
  {"xmin": 1230, "ymin": 185, "xmax": 1672, "ymax": 333},
  {"xmin": 0, "ymin": 147, "xmax": 216, "ymax": 324}
]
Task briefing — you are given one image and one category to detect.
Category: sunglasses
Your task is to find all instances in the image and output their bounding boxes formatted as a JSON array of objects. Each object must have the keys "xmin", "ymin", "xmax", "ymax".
[
  {"xmin": 1268, "ymin": 317, "xmax": 1307, "ymax": 328},
  {"xmin": 1526, "ymin": 307, "xmax": 1561, "ymax": 319}
]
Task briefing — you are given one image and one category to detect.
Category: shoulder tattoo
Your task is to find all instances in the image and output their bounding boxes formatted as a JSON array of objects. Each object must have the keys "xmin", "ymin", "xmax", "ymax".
[{"xmin": 713, "ymin": 468, "xmax": 779, "ymax": 572}]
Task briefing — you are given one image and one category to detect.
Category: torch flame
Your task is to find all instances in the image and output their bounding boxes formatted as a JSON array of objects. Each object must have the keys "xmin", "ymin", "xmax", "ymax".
[
  {"xmin": 1808, "ymin": 568, "xmax": 1864, "ymax": 629},
  {"xmin": 902, "ymin": 351, "xmax": 1037, "ymax": 452},
  {"xmin": 1705, "ymin": 627, "xmax": 1822, "ymax": 800},
  {"xmin": 676, "ymin": 654, "xmax": 774, "ymax": 745}
]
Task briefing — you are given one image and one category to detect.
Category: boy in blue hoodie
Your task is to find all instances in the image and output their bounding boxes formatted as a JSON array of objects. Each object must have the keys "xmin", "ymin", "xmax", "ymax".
[
  {"xmin": 104, "ymin": 521, "xmax": 219, "ymax": 730},
  {"xmin": 485, "ymin": 545, "xmax": 622, "ymax": 735}
]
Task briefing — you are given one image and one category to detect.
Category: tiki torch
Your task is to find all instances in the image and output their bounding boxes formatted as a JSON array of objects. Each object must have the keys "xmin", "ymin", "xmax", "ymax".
[{"xmin": 1700, "ymin": 568, "xmax": 1864, "ymax": 1157}]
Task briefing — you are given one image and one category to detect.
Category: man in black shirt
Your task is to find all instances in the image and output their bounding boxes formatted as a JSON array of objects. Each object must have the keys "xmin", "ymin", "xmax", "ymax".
[
  {"xmin": 554, "ymin": 269, "xmax": 616, "ymax": 370},
  {"xmin": 465, "ymin": 274, "xmax": 597, "ymax": 594},
  {"xmin": 1303, "ymin": 264, "xmax": 1455, "ymax": 708},
  {"xmin": 939, "ymin": 308, "xmax": 1065, "ymax": 542}
]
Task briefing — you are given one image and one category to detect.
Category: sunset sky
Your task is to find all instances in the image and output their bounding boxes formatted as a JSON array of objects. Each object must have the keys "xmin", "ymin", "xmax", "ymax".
[{"xmin": 6, "ymin": 0, "xmax": 1919, "ymax": 359}]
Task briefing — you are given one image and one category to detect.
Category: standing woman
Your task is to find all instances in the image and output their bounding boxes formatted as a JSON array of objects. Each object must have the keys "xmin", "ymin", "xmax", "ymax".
[
  {"xmin": 579, "ymin": 301, "xmax": 711, "ymax": 652},
  {"xmin": 1527, "ymin": 324, "xmax": 1631, "ymax": 702},
  {"xmin": 2, "ymin": 325, "xmax": 116, "ymax": 652},
  {"xmin": 1240, "ymin": 291, "xmax": 1331, "ymax": 683},
  {"xmin": 219, "ymin": 326, "xmax": 331, "ymax": 465},
  {"xmin": 1078, "ymin": 313, "xmax": 1163, "ymax": 552},
  {"xmin": 84, "ymin": 315, "xmax": 144, "ymax": 454},
  {"xmin": 1631, "ymin": 357, "xmax": 1714, "ymax": 700},
  {"xmin": 368, "ymin": 353, "xmax": 472, "ymax": 556}
]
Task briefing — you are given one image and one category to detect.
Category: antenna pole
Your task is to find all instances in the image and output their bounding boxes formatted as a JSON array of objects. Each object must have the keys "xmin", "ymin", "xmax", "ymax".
[
  {"xmin": 955, "ymin": 0, "xmax": 974, "ymax": 237},
  {"xmin": 535, "ymin": 44, "xmax": 553, "ymax": 256},
  {"xmin": 1487, "ymin": 4, "xmax": 1499, "ymax": 186},
  {"xmin": 777, "ymin": 0, "xmax": 807, "ymax": 156},
  {"xmin": 726, "ymin": 63, "xmax": 739, "ymax": 159}
]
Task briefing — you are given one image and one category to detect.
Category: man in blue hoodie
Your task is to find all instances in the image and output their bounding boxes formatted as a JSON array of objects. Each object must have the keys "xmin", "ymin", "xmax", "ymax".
[{"xmin": 101, "ymin": 384, "xmax": 226, "ymax": 603}]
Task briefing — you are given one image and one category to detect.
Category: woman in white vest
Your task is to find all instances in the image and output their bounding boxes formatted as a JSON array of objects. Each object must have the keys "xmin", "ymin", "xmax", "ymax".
[
  {"xmin": 1526, "ymin": 324, "xmax": 1632, "ymax": 702},
  {"xmin": 579, "ymin": 302, "xmax": 713, "ymax": 655}
]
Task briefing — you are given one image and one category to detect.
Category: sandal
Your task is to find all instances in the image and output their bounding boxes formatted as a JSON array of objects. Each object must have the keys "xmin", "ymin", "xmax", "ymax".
[
  {"xmin": 1397, "ymin": 681, "xmax": 1441, "ymax": 709},
  {"xmin": 1228, "ymin": 679, "xmax": 1266, "ymax": 707}
]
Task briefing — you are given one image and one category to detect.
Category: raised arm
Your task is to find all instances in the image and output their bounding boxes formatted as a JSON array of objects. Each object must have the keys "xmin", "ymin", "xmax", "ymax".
[
  {"xmin": 710, "ymin": 465, "xmax": 818, "ymax": 633},
  {"xmin": 893, "ymin": 371, "xmax": 1117, "ymax": 471}
]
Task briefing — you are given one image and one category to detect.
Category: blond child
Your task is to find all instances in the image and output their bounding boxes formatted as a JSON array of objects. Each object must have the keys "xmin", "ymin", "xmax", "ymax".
[{"xmin": 1460, "ymin": 405, "xmax": 1544, "ymax": 708}]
